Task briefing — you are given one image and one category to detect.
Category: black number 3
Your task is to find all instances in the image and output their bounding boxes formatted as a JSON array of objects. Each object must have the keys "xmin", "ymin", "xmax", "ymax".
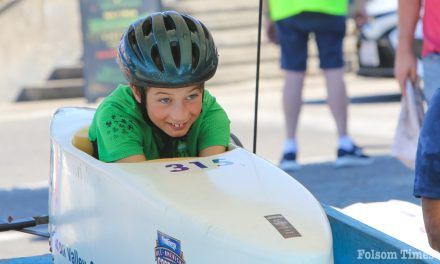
[{"xmin": 165, "ymin": 164, "xmax": 189, "ymax": 172}]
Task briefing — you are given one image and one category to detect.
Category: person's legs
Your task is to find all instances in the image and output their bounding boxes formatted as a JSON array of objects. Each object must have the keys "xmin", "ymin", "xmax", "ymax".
[
  {"xmin": 324, "ymin": 68, "xmax": 372, "ymax": 166},
  {"xmin": 275, "ymin": 15, "xmax": 310, "ymax": 171},
  {"xmin": 323, "ymin": 68, "xmax": 366, "ymax": 154},
  {"xmin": 323, "ymin": 67, "xmax": 348, "ymax": 137},
  {"xmin": 315, "ymin": 14, "xmax": 353, "ymax": 148},
  {"xmin": 279, "ymin": 71, "xmax": 305, "ymax": 171},
  {"xmin": 283, "ymin": 70, "xmax": 306, "ymax": 141},
  {"xmin": 423, "ymin": 53, "xmax": 440, "ymax": 104},
  {"xmin": 315, "ymin": 13, "xmax": 372, "ymax": 167}
]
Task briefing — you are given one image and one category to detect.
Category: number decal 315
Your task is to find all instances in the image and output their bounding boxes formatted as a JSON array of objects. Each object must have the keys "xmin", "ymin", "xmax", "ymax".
[{"xmin": 165, "ymin": 158, "xmax": 234, "ymax": 172}]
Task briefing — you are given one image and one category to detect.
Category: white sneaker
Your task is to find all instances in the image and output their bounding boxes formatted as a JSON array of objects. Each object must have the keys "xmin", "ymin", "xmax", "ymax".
[{"xmin": 279, "ymin": 152, "xmax": 301, "ymax": 171}]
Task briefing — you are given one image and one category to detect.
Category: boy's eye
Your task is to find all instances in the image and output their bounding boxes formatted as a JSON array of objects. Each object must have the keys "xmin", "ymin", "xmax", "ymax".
[
  {"xmin": 187, "ymin": 94, "xmax": 199, "ymax": 100},
  {"xmin": 159, "ymin": 98, "xmax": 170, "ymax": 104}
]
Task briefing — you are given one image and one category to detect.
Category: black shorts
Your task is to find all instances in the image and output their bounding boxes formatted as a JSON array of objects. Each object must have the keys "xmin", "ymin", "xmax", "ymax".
[{"xmin": 275, "ymin": 12, "xmax": 346, "ymax": 71}]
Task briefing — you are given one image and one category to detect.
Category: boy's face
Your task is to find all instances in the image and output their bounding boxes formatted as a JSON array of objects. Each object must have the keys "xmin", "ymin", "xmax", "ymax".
[{"xmin": 144, "ymin": 85, "xmax": 203, "ymax": 137}]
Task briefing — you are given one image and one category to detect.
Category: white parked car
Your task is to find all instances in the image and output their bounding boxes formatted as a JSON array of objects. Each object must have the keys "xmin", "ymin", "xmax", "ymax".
[{"xmin": 357, "ymin": 0, "xmax": 423, "ymax": 77}]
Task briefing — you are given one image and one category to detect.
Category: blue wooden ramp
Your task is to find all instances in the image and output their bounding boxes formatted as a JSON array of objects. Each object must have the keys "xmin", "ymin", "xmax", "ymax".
[
  {"xmin": 1, "ymin": 206, "xmax": 439, "ymax": 263},
  {"xmin": 0, "ymin": 255, "xmax": 51, "ymax": 264},
  {"xmin": 324, "ymin": 205, "xmax": 440, "ymax": 263}
]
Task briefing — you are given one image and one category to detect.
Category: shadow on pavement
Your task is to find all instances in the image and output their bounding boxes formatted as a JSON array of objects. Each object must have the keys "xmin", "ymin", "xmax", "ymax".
[
  {"xmin": 305, "ymin": 93, "xmax": 401, "ymax": 105},
  {"xmin": 0, "ymin": 187, "xmax": 48, "ymax": 220},
  {"xmin": 288, "ymin": 155, "xmax": 419, "ymax": 208}
]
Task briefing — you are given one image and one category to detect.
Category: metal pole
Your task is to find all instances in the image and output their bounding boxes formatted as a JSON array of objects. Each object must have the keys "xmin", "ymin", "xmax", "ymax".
[{"xmin": 253, "ymin": 0, "xmax": 263, "ymax": 154}]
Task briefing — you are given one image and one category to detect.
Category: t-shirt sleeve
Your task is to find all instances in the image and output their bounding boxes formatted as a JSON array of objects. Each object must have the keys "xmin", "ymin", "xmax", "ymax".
[
  {"xmin": 198, "ymin": 100, "xmax": 231, "ymax": 151},
  {"xmin": 91, "ymin": 105, "xmax": 144, "ymax": 162},
  {"xmin": 414, "ymin": 91, "xmax": 440, "ymax": 198}
]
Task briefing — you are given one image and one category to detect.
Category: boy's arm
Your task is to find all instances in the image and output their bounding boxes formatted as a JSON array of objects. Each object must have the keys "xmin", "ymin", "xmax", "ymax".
[
  {"xmin": 92, "ymin": 108, "xmax": 146, "ymax": 162},
  {"xmin": 415, "ymin": 92, "xmax": 440, "ymax": 252},
  {"xmin": 394, "ymin": 0, "xmax": 421, "ymax": 93},
  {"xmin": 197, "ymin": 92, "xmax": 230, "ymax": 157},
  {"xmin": 263, "ymin": 0, "xmax": 278, "ymax": 44},
  {"xmin": 199, "ymin": 146, "xmax": 226, "ymax": 157},
  {"xmin": 116, "ymin": 154, "xmax": 147, "ymax": 163},
  {"xmin": 422, "ymin": 198, "xmax": 440, "ymax": 252}
]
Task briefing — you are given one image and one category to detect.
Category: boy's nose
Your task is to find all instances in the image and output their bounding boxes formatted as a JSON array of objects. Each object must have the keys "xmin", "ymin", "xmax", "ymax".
[{"xmin": 171, "ymin": 103, "xmax": 188, "ymax": 122}]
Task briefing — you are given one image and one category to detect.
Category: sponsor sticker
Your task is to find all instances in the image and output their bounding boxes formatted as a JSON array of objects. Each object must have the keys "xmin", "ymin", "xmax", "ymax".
[
  {"xmin": 155, "ymin": 231, "xmax": 186, "ymax": 264},
  {"xmin": 265, "ymin": 214, "xmax": 301, "ymax": 239}
]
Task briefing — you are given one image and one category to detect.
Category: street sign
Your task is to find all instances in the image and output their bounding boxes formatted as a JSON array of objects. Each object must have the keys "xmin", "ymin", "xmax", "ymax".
[{"xmin": 79, "ymin": 0, "xmax": 161, "ymax": 102}]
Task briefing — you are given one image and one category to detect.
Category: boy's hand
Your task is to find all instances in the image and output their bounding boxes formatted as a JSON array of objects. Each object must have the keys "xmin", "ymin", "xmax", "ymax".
[
  {"xmin": 354, "ymin": 9, "xmax": 368, "ymax": 28},
  {"xmin": 265, "ymin": 20, "xmax": 278, "ymax": 45},
  {"xmin": 116, "ymin": 154, "xmax": 147, "ymax": 163},
  {"xmin": 352, "ymin": 0, "xmax": 368, "ymax": 28},
  {"xmin": 394, "ymin": 49, "xmax": 417, "ymax": 96},
  {"xmin": 199, "ymin": 146, "xmax": 226, "ymax": 157},
  {"xmin": 422, "ymin": 198, "xmax": 440, "ymax": 252}
]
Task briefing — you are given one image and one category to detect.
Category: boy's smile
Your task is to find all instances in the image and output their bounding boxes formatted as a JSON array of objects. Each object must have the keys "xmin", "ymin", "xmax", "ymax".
[{"xmin": 145, "ymin": 85, "xmax": 203, "ymax": 137}]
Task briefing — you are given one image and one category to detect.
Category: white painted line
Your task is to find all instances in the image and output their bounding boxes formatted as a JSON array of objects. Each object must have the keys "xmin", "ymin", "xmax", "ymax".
[
  {"xmin": 0, "ymin": 231, "xmax": 27, "ymax": 242},
  {"xmin": 2, "ymin": 181, "xmax": 48, "ymax": 191},
  {"xmin": 267, "ymin": 155, "xmax": 334, "ymax": 167},
  {"xmin": 0, "ymin": 109, "xmax": 54, "ymax": 123}
]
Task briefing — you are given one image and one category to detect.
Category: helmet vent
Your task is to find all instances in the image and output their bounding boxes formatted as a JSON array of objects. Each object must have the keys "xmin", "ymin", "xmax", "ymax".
[
  {"xmin": 163, "ymin": 14, "xmax": 176, "ymax": 32},
  {"xmin": 170, "ymin": 41, "xmax": 181, "ymax": 68},
  {"xmin": 128, "ymin": 28, "xmax": 142, "ymax": 60},
  {"xmin": 142, "ymin": 17, "xmax": 153, "ymax": 36},
  {"xmin": 201, "ymin": 24, "xmax": 210, "ymax": 40},
  {"xmin": 151, "ymin": 45, "xmax": 164, "ymax": 72},
  {"xmin": 182, "ymin": 16, "xmax": 197, "ymax": 34},
  {"xmin": 191, "ymin": 43, "xmax": 200, "ymax": 70}
]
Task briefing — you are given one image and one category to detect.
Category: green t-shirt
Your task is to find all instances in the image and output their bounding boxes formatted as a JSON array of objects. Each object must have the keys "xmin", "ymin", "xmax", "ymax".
[
  {"xmin": 89, "ymin": 85, "xmax": 231, "ymax": 162},
  {"xmin": 268, "ymin": 0, "xmax": 348, "ymax": 21}
]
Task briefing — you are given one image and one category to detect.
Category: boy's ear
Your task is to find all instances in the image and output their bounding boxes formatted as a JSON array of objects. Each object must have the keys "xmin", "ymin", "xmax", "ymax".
[{"xmin": 129, "ymin": 84, "xmax": 142, "ymax": 104}]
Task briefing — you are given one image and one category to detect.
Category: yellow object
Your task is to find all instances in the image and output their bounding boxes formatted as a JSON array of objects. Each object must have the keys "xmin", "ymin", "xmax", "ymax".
[
  {"xmin": 72, "ymin": 126, "xmax": 94, "ymax": 156},
  {"xmin": 268, "ymin": 0, "xmax": 348, "ymax": 21}
]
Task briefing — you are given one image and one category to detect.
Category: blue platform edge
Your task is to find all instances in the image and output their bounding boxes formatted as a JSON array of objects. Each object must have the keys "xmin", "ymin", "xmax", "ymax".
[
  {"xmin": 324, "ymin": 204, "xmax": 440, "ymax": 263},
  {"xmin": 1, "ymin": 205, "xmax": 439, "ymax": 263},
  {"xmin": 0, "ymin": 254, "xmax": 51, "ymax": 264}
]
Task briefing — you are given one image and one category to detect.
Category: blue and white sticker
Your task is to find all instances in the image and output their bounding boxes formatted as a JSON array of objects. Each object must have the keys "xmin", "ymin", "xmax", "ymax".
[{"xmin": 155, "ymin": 231, "xmax": 186, "ymax": 264}]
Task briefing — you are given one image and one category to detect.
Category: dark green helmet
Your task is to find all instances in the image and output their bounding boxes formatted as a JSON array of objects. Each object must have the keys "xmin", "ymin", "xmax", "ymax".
[{"xmin": 117, "ymin": 11, "xmax": 218, "ymax": 88}]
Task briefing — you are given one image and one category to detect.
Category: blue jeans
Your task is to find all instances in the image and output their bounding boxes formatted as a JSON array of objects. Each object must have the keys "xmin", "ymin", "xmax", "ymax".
[
  {"xmin": 414, "ymin": 89, "xmax": 440, "ymax": 198},
  {"xmin": 423, "ymin": 53, "xmax": 440, "ymax": 103}
]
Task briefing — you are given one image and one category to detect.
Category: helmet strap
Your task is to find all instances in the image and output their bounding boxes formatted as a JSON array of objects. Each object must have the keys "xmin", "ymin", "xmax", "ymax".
[{"xmin": 139, "ymin": 87, "xmax": 149, "ymax": 122}]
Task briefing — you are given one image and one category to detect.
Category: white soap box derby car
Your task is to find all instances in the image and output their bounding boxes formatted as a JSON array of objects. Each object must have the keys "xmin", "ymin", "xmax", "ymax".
[{"xmin": 48, "ymin": 107, "xmax": 333, "ymax": 264}]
